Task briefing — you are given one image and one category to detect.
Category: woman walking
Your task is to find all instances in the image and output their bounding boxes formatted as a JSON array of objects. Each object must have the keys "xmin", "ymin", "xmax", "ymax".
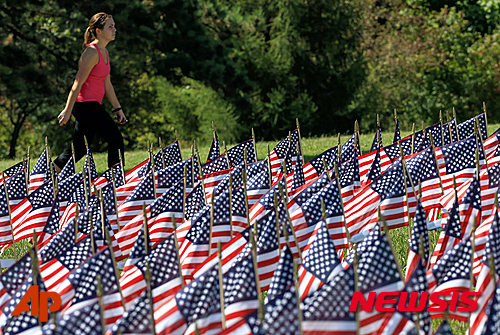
[{"xmin": 54, "ymin": 12, "xmax": 127, "ymax": 172}]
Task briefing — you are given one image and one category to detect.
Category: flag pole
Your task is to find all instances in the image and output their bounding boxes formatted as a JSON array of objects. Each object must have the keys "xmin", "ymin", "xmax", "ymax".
[
  {"xmin": 267, "ymin": 144, "xmax": 273, "ymax": 186},
  {"xmin": 208, "ymin": 189, "xmax": 215, "ymax": 256},
  {"xmin": 296, "ymin": 118, "xmax": 304, "ymax": 163},
  {"xmin": 218, "ymin": 241, "xmax": 226, "ymax": 330},
  {"xmin": 47, "ymin": 145, "xmax": 58, "ymax": 200},
  {"xmin": 334, "ymin": 163, "xmax": 351, "ymax": 249},
  {"xmin": 182, "ymin": 164, "xmax": 187, "ymax": 224},
  {"xmin": 30, "ymin": 231, "xmax": 41, "ymax": 327},
  {"xmin": 273, "ymin": 192, "xmax": 281, "ymax": 258},
  {"xmin": 145, "ymin": 260, "xmax": 157, "ymax": 335},
  {"xmin": 171, "ymin": 214, "xmax": 185, "ymax": 287},
  {"xmin": 411, "ymin": 123, "xmax": 415, "ymax": 154},
  {"xmin": 3, "ymin": 173, "xmax": 16, "ymax": 259},
  {"xmin": 143, "ymin": 202, "xmax": 149, "ymax": 255},
  {"xmin": 398, "ymin": 142, "xmax": 417, "ymax": 238},
  {"xmin": 95, "ymin": 275, "xmax": 107, "ymax": 335},
  {"xmin": 159, "ymin": 137, "xmax": 166, "ymax": 169},
  {"xmin": 337, "ymin": 133, "xmax": 341, "ymax": 165},
  {"xmin": 118, "ymin": 149, "xmax": 125, "ymax": 183},
  {"xmin": 110, "ymin": 168, "xmax": 121, "ymax": 231},
  {"xmin": 474, "ymin": 118, "xmax": 488, "ymax": 167},
  {"xmin": 26, "ymin": 146, "xmax": 31, "ymax": 196},
  {"xmin": 228, "ymin": 173, "xmax": 233, "ymax": 239},
  {"xmin": 194, "ymin": 143, "xmax": 207, "ymax": 203},
  {"xmin": 75, "ymin": 203, "xmax": 79, "ymax": 243},
  {"xmin": 277, "ymin": 184, "xmax": 302, "ymax": 260},
  {"xmin": 101, "ymin": 191, "xmax": 127, "ymax": 312},
  {"xmin": 322, "ymin": 158, "xmax": 332, "ymax": 182},
  {"xmin": 223, "ymin": 141, "xmax": 230, "ymax": 167},
  {"xmin": 292, "ymin": 251, "xmax": 304, "ymax": 335},
  {"xmin": 81, "ymin": 165, "xmax": 89, "ymax": 209},
  {"xmin": 89, "ymin": 211, "xmax": 96, "ymax": 254},
  {"xmin": 242, "ymin": 148, "xmax": 252, "ymax": 235},
  {"xmin": 353, "ymin": 244, "xmax": 360, "ymax": 335},
  {"xmin": 252, "ymin": 128, "xmax": 258, "ymax": 162},
  {"xmin": 452, "ymin": 107, "xmax": 460, "ymax": 141},
  {"xmin": 249, "ymin": 229, "xmax": 264, "ymax": 325},
  {"xmin": 446, "ymin": 111, "xmax": 453, "ymax": 144},
  {"xmin": 149, "ymin": 144, "xmax": 157, "ymax": 200},
  {"xmin": 428, "ymin": 133, "xmax": 444, "ymax": 193},
  {"xmin": 468, "ymin": 215, "xmax": 477, "ymax": 333}
]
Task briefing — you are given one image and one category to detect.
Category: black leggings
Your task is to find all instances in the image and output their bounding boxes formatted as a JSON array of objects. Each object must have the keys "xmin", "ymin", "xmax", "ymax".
[{"xmin": 54, "ymin": 101, "xmax": 124, "ymax": 169}]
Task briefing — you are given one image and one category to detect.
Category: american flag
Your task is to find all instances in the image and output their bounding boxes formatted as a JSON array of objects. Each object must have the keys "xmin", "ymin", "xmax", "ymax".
[
  {"xmin": 429, "ymin": 200, "xmax": 463, "ymax": 269},
  {"xmin": 359, "ymin": 147, "xmax": 392, "ymax": 186},
  {"xmin": 226, "ymin": 139, "xmax": 257, "ymax": 166},
  {"xmin": 109, "ymin": 292, "xmax": 153, "ymax": 334},
  {"xmin": 302, "ymin": 266, "xmax": 356, "ymax": 335},
  {"xmin": 265, "ymin": 245, "xmax": 294, "ymax": 303},
  {"xmin": 246, "ymin": 162, "xmax": 272, "ymax": 207},
  {"xmin": 35, "ymin": 198, "xmax": 61, "ymax": 246},
  {"xmin": 119, "ymin": 234, "xmax": 184, "ymax": 310},
  {"xmin": 92, "ymin": 163, "xmax": 125, "ymax": 191},
  {"xmin": 297, "ymin": 220, "xmax": 342, "ymax": 299},
  {"xmin": 116, "ymin": 173, "xmax": 156, "ymax": 228},
  {"xmin": 470, "ymin": 209, "xmax": 500, "ymax": 335},
  {"xmin": 427, "ymin": 236, "xmax": 473, "ymax": 321},
  {"xmin": 378, "ymin": 257, "xmax": 431, "ymax": 335},
  {"xmin": 0, "ymin": 161, "xmax": 25, "ymax": 184},
  {"xmin": 440, "ymin": 136, "xmax": 486, "ymax": 196},
  {"xmin": 269, "ymin": 130, "xmax": 300, "ymax": 178},
  {"xmin": 442, "ymin": 120, "xmax": 459, "ymax": 145},
  {"xmin": 0, "ymin": 251, "xmax": 34, "ymax": 323},
  {"xmin": 0, "ymin": 182, "xmax": 13, "ymax": 246},
  {"xmin": 261, "ymin": 287, "xmax": 300, "ymax": 335},
  {"xmin": 393, "ymin": 118, "xmax": 401, "ymax": 143},
  {"xmin": 56, "ymin": 171, "xmax": 84, "ymax": 216},
  {"xmin": 3, "ymin": 308, "xmax": 42, "ymax": 334},
  {"xmin": 370, "ymin": 125, "xmax": 383, "ymax": 152},
  {"xmin": 53, "ymin": 300, "xmax": 104, "ymax": 334},
  {"xmin": 302, "ymin": 145, "xmax": 338, "ymax": 183},
  {"xmin": 202, "ymin": 154, "xmax": 231, "ymax": 198},
  {"xmin": 344, "ymin": 159, "xmax": 406, "ymax": 238},
  {"xmin": 484, "ymin": 128, "xmax": 500, "ymax": 163},
  {"xmin": 10, "ymin": 180, "xmax": 55, "ymax": 242},
  {"xmin": 288, "ymin": 175, "xmax": 343, "ymax": 256},
  {"xmin": 207, "ymin": 129, "xmax": 220, "ymax": 163},
  {"xmin": 423, "ymin": 122, "xmax": 444, "ymax": 148},
  {"xmin": 83, "ymin": 148, "xmax": 98, "ymax": 184},
  {"xmin": 179, "ymin": 185, "xmax": 248, "ymax": 281},
  {"xmin": 405, "ymin": 146, "xmax": 442, "ymax": 213},
  {"xmin": 338, "ymin": 153, "xmax": 360, "ymax": 202},
  {"xmin": 155, "ymin": 253, "xmax": 258, "ymax": 335},
  {"xmin": 117, "ymin": 179, "xmax": 185, "ymax": 261},
  {"xmin": 0, "ymin": 274, "xmax": 47, "ymax": 329},
  {"xmin": 353, "ymin": 225, "xmax": 404, "ymax": 335},
  {"xmin": 28, "ymin": 148, "xmax": 50, "ymax": 193},
  {"xmin": 58, "ymin": 156, "xmax": 76, "ymax": 182},
  {"xmin": 58, "ymin": 247, "xmax": 124, "ymax": 326},
  {"xmin": 137, "ymin": 141, "xmax": 184, "ymax": 178},
  {"xmin": 340, "ymin": 134, "xmax": 359, "ymax": 164},
  {"xmin": 405, "ymin": 200, "xmax": 430, "ymax": 282},
  {"xmin": 472, "ymin": 273, "xmax": 500, "ymax": 335},
  {"xmin": 457, "ymin": 113, "xmax": 488, "ymax": 141},
  {"xmin": 40, "ymin": 234, "xmax": 93, "ymax": 294},
  {"xmin": 290, "ymin": 150, "xmax": 306, "ymax": 195}
]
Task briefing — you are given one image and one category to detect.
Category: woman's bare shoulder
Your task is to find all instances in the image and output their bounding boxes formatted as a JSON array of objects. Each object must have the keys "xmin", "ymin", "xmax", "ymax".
[{"xmin": 79, "ymin": 46, "xmax": 99, "ymax": 66}]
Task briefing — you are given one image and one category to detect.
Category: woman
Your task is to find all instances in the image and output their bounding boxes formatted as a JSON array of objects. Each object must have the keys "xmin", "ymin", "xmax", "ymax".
[{"xmin": 54, "ymin": 12, "xmax": 127, "ymax": 172}]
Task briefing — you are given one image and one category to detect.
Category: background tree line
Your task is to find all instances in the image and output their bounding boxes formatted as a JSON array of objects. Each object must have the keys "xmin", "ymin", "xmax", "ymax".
[{"xmin": 0, "ymin": 0, "xmax": 498, "ymax": 158}]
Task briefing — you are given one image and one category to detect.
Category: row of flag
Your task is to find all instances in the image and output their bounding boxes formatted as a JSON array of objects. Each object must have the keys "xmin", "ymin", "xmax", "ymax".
[{"xmin": 0, "ymin": 112, "xmax": 498, "ymax": 334}]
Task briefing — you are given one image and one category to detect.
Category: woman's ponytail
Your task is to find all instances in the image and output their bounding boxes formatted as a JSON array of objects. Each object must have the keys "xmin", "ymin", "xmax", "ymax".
[{"xmin": 82, "ymin": 26, "xmax": 93, "ymax": 50}]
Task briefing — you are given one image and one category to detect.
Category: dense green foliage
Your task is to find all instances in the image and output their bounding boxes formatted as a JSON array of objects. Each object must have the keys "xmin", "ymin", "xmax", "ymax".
[{"xmin": 0, "ymin": 0, "xmax": 498, "ymax": 159}]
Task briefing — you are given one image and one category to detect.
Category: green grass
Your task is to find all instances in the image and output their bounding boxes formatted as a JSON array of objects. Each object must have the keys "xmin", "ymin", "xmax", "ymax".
[{"xmin": 1, "ymin": 123, "xmax": 498, "ymax": 332}]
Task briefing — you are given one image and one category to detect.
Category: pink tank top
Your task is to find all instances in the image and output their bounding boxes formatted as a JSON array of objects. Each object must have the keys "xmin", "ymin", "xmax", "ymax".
[{"xmin": 76, "ymin": 43, "xmax": 110, "ymax": 104}]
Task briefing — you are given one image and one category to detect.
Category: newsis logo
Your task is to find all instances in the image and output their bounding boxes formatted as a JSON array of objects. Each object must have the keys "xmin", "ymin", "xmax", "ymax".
[
  {"xmin": 11, "ymin": 285, "xmax": 62, "ymax": 322},
  {"xmin": 349, "ymin": 291, "xmax": 480, "ymax": 312}
]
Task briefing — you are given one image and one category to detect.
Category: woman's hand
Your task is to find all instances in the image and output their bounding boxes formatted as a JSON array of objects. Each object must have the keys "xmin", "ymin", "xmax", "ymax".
[
  {"xmin": 58, "ymin": 109, "xmax": 71, "ymax": 125},
  {"xmin": 114, "ymin": 109, "xmax": 128, "ymax": 124}
]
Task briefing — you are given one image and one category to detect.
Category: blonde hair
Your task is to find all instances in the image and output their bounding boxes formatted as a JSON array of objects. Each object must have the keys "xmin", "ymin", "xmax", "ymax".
[{"xmin": 83, "ymin": 12, "xmax": 112, "ymax": 50}]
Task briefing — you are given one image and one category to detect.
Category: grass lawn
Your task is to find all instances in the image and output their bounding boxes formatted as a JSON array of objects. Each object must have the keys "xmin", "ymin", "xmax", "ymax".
[{"xmin": 1, "ymin": 122, "xmax": 498, "ymax": 333}]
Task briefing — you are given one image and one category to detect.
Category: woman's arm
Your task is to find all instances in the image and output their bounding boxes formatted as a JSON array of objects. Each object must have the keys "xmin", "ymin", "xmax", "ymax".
[
  {"xmin": 58, "ymin": 48, "xmax": 99, "ymax": 125},
  {"xmin": 105, "ymin": 75, "xmax": 127, "ymax": 124}
]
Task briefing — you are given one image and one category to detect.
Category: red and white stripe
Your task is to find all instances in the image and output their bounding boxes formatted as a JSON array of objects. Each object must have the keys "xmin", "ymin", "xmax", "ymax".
[{"xmin": 204, "ymin": 168, "xmax": 232, "ymax": 200}]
